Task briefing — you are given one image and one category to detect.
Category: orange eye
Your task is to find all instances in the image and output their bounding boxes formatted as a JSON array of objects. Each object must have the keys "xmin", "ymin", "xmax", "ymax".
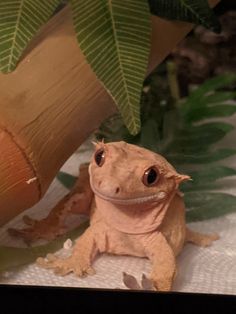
[
  {"xmin": 94, "ymin": 148, "xmax": 105, "ymax": 167},
  {"xmin": 143, "ymin": 167, "xmax": 159, "ymax": 186}
]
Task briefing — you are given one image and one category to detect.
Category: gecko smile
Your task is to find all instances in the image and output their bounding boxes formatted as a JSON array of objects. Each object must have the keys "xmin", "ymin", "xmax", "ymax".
[{"xmin": 90, "ymin": 182, "xmax": 165, "ymax": 205}]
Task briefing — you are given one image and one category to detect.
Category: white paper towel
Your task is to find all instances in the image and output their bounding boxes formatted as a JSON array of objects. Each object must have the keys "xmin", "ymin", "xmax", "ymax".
[{"xmin": 0, "ymin": 141, "xmax": 235, "ymax": 295}]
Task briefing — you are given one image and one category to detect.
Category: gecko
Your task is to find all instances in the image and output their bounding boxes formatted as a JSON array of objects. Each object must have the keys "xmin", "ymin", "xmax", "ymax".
[{"xmin": 9, "ymin": 141, "xmax": 219, "ymax": 291}]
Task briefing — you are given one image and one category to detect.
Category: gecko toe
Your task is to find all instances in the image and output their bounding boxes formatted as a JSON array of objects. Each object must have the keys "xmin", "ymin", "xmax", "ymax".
[
  {"xmin": 46, "ymin": 253, "xmax": 57, "ymax": 262},
  {"xmin": 54, "ymin": 266, "xmax": 72, "ymax": 276},
  {"xmin": 86, "ymin": 267, "xmax": 96, "ymax": 275}
]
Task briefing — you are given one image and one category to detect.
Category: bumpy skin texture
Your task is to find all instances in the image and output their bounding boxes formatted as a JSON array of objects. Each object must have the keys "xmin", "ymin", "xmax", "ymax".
[{"xmin": 11, "ymin": 141, "xmax": 219, "ymax": 291}]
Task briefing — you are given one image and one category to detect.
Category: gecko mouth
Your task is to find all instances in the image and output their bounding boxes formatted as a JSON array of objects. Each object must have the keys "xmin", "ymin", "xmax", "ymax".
[{"xmin": 90, "ymin": 184, "xmax": 164, "ymax": 205}]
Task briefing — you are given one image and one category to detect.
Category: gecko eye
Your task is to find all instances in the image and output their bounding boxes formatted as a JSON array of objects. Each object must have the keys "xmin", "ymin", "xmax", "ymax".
[
  {"xmin": 142, "ymin": 167, "xmax": 159, "ymax": 187},
  {"xmin": 94, "ymin": 148, "xmax": 105, "ymax": 167}
]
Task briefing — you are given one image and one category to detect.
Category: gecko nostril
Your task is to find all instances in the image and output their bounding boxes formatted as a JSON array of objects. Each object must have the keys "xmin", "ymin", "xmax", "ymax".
[
  {"xmin": 115, "ymin": 187, "xmax": 120, "ymax": 194},
  {"xmin": 98, "ymin": 180, "xmax": 102, "ymax": 187}
]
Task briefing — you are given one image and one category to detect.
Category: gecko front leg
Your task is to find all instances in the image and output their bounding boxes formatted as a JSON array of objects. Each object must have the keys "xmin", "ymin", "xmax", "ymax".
[
  {"xmin": 145, "ymin": 232, "xmax": 176, "ymax": 291},
  {"xmin": 37, "ymin": 226, "xmax": 98, "ymax": 277}
]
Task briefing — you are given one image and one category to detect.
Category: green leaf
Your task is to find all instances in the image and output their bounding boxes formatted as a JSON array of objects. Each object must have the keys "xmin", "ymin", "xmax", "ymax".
[
  {"xmin": 186, "ymin": 193, "xmax": 236, "ymax": 222},
  {"xmin": 57, "ymin": 171, "xmax": 77, "ymax": 189},
  {"xmin": 70, "ymin": 0, "xmax": 151, "ymax": 135},
  {"xmin": 0, "ymin": 0, "xmax": 62, "ymax": 73},
  {"xmin": 204, "ymin": 91, "xmax": 236, "ymax": 104},
  {"xmin": 0, "ymin": 221, "xmax": 89, "ymax": 273},
  {"xmin": 148, "ymin": 0, "xmax": 221, "ymax": 32},
  {"xmin": 183, "ymin": 105, "xmax": 236, "ymax": 122},
  {"xmin": 167, "ymin": 148, "xmax": 236, "ymax": 165},
  {"xmin": 182, "ymin": 166, "xmax": 236, "ymax": 192},
  {"xmin": 183, "ymin": 122, "xmax": 233, "ymax": 136},
  {"xmin": 165, "ymin": 122, "xmax": 234, "ymax": 154},
  {"xmin": 190, "ymin": 166, "xmax": 236, "ymax": 183},
  {"xmin": 184, "ymin": 74, "xmax": 236, "ymax": 106}
]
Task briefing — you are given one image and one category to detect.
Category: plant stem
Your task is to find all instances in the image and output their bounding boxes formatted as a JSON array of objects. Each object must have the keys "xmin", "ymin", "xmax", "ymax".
[{"xmin": 167, "ymin": 61, "xmax": 180, "ymax": 103}]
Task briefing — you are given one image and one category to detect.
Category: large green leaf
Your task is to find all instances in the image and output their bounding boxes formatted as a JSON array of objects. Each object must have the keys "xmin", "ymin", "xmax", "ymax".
[
  {"xmin": 186, "ymin": 193, "xmax": 236, "ymax": 222},
  {"xmin": 204, "ymin": 91, "xmax": 236, "ymax": 104},
  {"xmin": 70, "ymin": 0, "xmax": 151, "ymax": 135},
  {"xmin": 183, "ymin": 104, "xmax": 236, "ymax": 122},
  {"xmin": 0, "ymin": 0, "xmax": 62, "ymax": 73},
  {"xmin": 182, "ymin": 166, "xmax": 236, "ymax": 192},
  {"xmin": 165, "ymin": 122, "xmax": 234, "ymax": 154},
  {"xmin": 181, "ymin": 74, "xmax": 236, "ymax": 123},
  {"xmin": 148, "ymin": 0, "xmax": 221, "ymax": 32},
  {"xmin": 167, "ymin": 148, "xmax": 236, "ymax": 165},
  {"xmin": 183, "ymin": 73, "xmax": 236, "ymax": 106}
]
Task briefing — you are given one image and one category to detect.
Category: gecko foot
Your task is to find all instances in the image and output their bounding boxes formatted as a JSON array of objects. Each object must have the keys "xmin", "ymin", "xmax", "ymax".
[
  {"xmin": 149, "ymin": 273, "xmax": 173, "ymax": 292},
  {"xmin": 186, "ymin": 228, "xmax": 219, "ymax": 247},
  {"xmin": 37, "ymin": 254, "xmax": 95, "ymax": 277}
]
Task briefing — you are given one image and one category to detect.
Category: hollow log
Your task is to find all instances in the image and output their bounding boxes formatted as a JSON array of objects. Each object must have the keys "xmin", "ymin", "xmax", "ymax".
[{"xmin": 0, "ymin": 1, "xmax": 219, "ymax": 225}]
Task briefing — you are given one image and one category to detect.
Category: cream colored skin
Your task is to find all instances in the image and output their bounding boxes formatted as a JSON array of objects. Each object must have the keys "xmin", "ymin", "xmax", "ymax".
[{"xmin": 11, "ymin": 141, "xmax": 219, "ymax": 291}]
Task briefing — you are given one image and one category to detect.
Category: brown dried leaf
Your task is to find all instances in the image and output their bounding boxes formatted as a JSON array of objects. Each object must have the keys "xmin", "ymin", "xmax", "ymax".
[
  {"xmin": 122, "ymin": 272, "xmax": 141, "ymax": 290},
  {"xmin": 141, "ymin": 274, "xmax": 155, "ymax": 291}
]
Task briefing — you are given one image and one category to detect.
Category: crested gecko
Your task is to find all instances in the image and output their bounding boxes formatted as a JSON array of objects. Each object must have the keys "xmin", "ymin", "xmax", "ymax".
[{"xmin": 10, "ymin": 141, "xmax": 219, "ymax": 291}]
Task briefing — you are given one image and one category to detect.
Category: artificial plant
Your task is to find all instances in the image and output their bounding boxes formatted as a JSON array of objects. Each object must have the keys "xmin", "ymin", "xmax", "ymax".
[
  {"xmin": 95, "ymin": 70, "xmax": 236, "ymax": 222},
  {"xmin": 0, "ymin": 0, "xmax": 220, "ymax": 134}
]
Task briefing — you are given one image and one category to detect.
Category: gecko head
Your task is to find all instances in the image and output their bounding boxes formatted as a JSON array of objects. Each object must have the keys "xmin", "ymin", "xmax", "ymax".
[{"xmin": 89, "ymin": 141, "xmax": 190, "ymax": 206}]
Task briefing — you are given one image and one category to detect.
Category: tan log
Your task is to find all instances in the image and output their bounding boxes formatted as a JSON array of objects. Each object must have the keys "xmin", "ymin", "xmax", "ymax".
[{"xmin": 0, "ymin": 1, "xmax": 219, "ymax": 225}]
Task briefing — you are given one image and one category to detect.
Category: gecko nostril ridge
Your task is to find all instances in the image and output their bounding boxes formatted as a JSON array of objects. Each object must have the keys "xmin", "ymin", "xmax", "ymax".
[{"xmin": 115, "ymin": 187, "xmax": 120, "ymax": 194}]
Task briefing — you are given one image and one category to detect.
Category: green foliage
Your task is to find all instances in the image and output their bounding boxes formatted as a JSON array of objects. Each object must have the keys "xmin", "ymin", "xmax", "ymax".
[
  {"xmin": 186, "ymin": 193, "xmax": 236, "ymax": 222},
  {"xmin": 97, "ymin": 71, "xmax": 236, "ymax": 222},
  {"xmin": 181, "ymin": 73, "xmax": 236, "ymax": 121},
  {"xmin": 70, "ymin": 0, "xmax": 151, "ymax": 135},
  {"xmin": 148, "ymin": 0, "xmax": 221, "ymax": 32},
  {"xmin": 182, "ymin": 166, "xmax": 236, "ymax": 191},
  {"xmin": 165, "ymin": 122, "xmax": 234, "ymax": 154},
  {"xmin": 56, "ymin": 171, "xmax": 77, "ymax": 189},
  {"xmin": 167, "ymin": 149, "xmax": 236, "ymax": 165},
  {"xmin": 0, "ymin": 0, "xmax": 61, "ymax": 73},
  {"xmin": 0, "ymin": 0, "xmax": 220, "ymax": 135}
]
